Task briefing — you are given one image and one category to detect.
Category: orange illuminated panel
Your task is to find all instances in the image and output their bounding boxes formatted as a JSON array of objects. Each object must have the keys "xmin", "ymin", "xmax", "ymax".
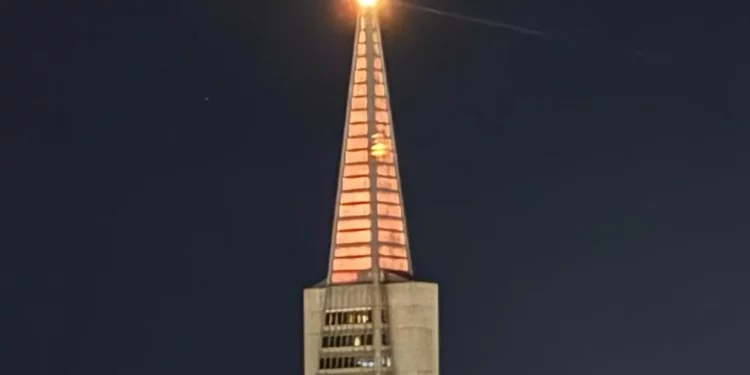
[
  {"xmin": 345, "ymin": 150, "xmax": 369, "ymax": 164},
  {"xmin": 346, "ymin": 137, "xmax": 368, "ymax": 150},
  {"xmin": 356, "ymin": 57, "xmax": 367, "ymax": 70},
  {"xmin": 376, "ymin": 165, "xmax": 396, "ymax": 177},
  {"xmin": 335, "ymin": 245, "xmax": 372, "ymax": 257},
  {"xmin": 354, "ymin": 70, "xmax": 367, "ymax": 83},
  {"xmin": 351, "ymin": 97, "xmax": 367, "ymax": 110},
  {"xmin": 373, "ymin": 43, "xmax": 381, "ymax": 55},
  {"xmin": 336, "ymin": 229, "xmax": 371, "ymax": 244},
  {"xmin": 379, "ymin": 153, "xmax": 394, "ymax": 163},
  {"xmin": 375, "ymin": 84, "xmax": 386, "ymax": 96},
  {"xmin": 342, "ymin": 177, "xmax": 370, "ymax": 191},
  {"xmin": 375, "ymin": 124, "xmax": 391, "ymax": 136},
  {"xmin": 353, "ymin": 84, "xmax": 367, "ymax": 96},
  {"xmin": 372, "ymin": 32, "xmax": 379, "ymax": 43},
  {"xmin": 374, "ymin": 71, "xmax": 384, "ymax": 83},
  {"xmin": 359, "ymin": 31, "xmax": 366, "ymax": 43},
  {"xmin": 339, "ymin": 203, "xmax": 371, "ymax": 217},
  {"xmin": 349, "ymin": 124, "xmax": 367, "ymax": 136},
  {"xmin": 360, "ymin": 17, "xmax": 366, "ymax": 28},
  {"xmin": 378, "ymin": 218, "xmax": 404, "ymax": 231},
  {"xmin": 374, "ymin": 58, "xmax": 383, "ymax": 70},
  {"xmin": 378, "ymin": 230, "xmax": 405, "ymax": 244},
  {"xmin": 377, "ymin": 191, "xmax": 400, "ymax": 204},
  {"xmin": 376, "ymin": 177, "xmax": 398, "ymax": 190},
  {"xmin": 343, "ymin": 164, "xmax": 369, "ymax": 177},
  {"xmin": 357, "ymin": 44, "xmax": 366, "ymax": 56},
  {"xmin": 332, "ymin": 272, "xmax": 359, "ymax": 283},
  {"xmin": 379, "ymin": 245, "xmax": 407, "ymax": 258},
  {"xmin": 333, "ymin": 256, "xmax": 372, "ymax": 271},
  {"xmin": 349, "ymin": 110, "xmax": 368, "ymax": 123},
  {"xmin": 340, "ymin": 191, "xmax": 370, "ymax": 204},
  {"xmin": 337, "ymin": 218, "xmax": 371, "ymax": 231},
  {"xmin": 375, "ymin": 111, "xmax": 389, "ymax": 123},
  {"xmin": 375, "ymin": 98, "xmax": 387, "ymax": 110},
  {"xmin": 379, "ymin": 257, "xmax": 409, "ymax": 272},
  {"xmin": 377, "ymin": 203, "xmax": 402, "ymax": 217}
]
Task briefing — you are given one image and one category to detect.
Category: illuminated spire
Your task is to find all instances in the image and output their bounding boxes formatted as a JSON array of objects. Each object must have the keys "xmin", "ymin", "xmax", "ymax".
[{"xmin": 327, "ymin": 5, "xmax": 412, "ymax": 285}]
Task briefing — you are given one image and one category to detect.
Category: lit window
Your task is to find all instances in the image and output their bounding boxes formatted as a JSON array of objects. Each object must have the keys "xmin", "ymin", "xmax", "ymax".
[
  {"xmin": 346, "ymin": 137, "xmax": 368, "ymax": 151},
  {"xmin": 355, "ymin": 57, "xmax": 367, "ymax": 70},
  {"xmin": 343, "ymin": 165, "xmax": 369, "ymax": 178},
  {"xmin": 348, "ymin": 124, "xmax": 367, "ymax": 136},
  {"xmin": 341, "ymin": 176, "xmax": 370, "ymax": 191},
  {"xmin": 376, "ymin": 177, "xmax": 398, "ymax": 191},
  {"xmin": 378, "ymin": 230, "xmax": 405, "ymax": 244},
  {"xmin": 354, "ymin": 70, "xmax": 367, "ymax": 83},
  {"xmin": 351, "ymin": 97, "xmax": 367, "ymax": 110},
  {"xmin": 335, "ymin": 229, "xmax": 371, "ymax": 245},
  {"xmin": 340, "ymin": 191, "xmax": 370, "ymax": 204},
  {"xmin": 379, "ymin": 245, "xmax": 407, "ymax": 258},
  {"xmin": 377, "ymin": 191, "xmax": 400, "ymax": 204},
  {"xmin": 332, "ymin": 256, "xmax": 372, "ymax": 271},
  {"xmin": 352, "ymin": 83, "xmax": 367, "ymax": 97},
  {"xmin": 338, "ymin": 203, "xmax": 370, "ymax": 217},
  {"xmin": 375, "ymin": 110, "xmax": 389, "ymax": 123},
  {"xmin": 337, "ymin": 218, "xmax": 371, "ymax": 231},
  {"xmin": 345, "ymin": 150, "xmax": 369, "ymax": 164},
  {"xmin": 376, "ymin": 164, "xmax": 395, "ymax": 177},
  {"xmin": 375, "ymin": 84, "xmax": 386, "ymax": 96},
  {"xmin": 377, "ymin": 203, "xmax": 402, "ymax": 217},
  {"xmin": 349, "ymin": 110, "xmax": 368, "ymax": 123}
]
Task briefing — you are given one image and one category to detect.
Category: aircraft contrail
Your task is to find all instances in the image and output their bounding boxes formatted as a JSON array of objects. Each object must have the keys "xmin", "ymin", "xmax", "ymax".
[
  {"xmin": 393, "ymin": 1, "xmax": 648, "ymax": 59},
  {"xmin": 393, "ymin": 1, "xmax": 552, "ymax": 39}
]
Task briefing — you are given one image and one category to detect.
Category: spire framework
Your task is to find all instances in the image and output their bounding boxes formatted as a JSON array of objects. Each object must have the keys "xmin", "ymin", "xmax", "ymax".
[{"xmin": 327, "ymin": 8, "xmax": 412, "ymax": 285}]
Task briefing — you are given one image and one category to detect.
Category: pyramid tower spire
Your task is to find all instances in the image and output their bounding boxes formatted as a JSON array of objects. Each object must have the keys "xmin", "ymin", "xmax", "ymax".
[{"xmin": 327, "ymin": 3, "xmax": 412, "ymax": 285}]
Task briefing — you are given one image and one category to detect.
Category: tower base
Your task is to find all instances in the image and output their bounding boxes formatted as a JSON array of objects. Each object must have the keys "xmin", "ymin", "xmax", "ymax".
[{"xmin": 303, "ymin": 281, "xmax": 439, "ymax": 375}]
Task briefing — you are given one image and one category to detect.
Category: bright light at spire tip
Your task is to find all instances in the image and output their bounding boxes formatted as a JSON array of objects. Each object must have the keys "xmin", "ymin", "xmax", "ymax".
[{"xmin": 357, "ymin": 0, "xmax": 378, "ymax": 8}]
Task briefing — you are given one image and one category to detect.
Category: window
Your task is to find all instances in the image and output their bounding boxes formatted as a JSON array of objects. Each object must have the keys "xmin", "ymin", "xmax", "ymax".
[
  {"xmin": 324, "ymin": 309, "xmax": 373, "ymax": 326},
  {"xmin": 319, "ymin": 355, "xmax": 380, "ymax": 369},
  {"xmin": 321, "ymin": 334, "xmax": 373, "ymax": 348}
]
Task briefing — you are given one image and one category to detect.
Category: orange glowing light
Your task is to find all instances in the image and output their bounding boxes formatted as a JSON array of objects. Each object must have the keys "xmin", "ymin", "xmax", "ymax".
[{"xmin": 357, "ymin": 0, "xmax": 378, "ymax": 8}]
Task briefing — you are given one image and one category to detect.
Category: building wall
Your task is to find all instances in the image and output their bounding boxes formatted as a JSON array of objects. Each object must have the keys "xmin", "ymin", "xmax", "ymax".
[{"xmin": 303, "ymin": 281, "xmax": 439, "ymax": 375}]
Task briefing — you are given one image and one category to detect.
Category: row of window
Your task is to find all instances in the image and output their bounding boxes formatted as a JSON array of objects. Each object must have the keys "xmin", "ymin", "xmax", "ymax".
[
  {"xmin": 319, "ymin": 355, "xmax": 392, "ymax": 370},
  {"xmin": 322, "ymin": 333, "xmax": 389, "ymax": 348},
  {"xmin": 324, "ymin": 309, "xmax": 388, "ymax": 326}
]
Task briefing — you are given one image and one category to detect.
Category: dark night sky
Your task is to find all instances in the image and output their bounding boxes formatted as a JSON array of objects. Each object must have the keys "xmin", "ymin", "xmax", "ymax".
[{"xmin": 4, "ymin": 0, "xmax": 750, "ymax": 373}]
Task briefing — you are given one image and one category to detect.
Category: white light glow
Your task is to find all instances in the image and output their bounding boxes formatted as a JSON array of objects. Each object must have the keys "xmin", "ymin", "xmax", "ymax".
[{"xmin": 357, "ymin": 0, "xmax": 378, "ymax": 8}]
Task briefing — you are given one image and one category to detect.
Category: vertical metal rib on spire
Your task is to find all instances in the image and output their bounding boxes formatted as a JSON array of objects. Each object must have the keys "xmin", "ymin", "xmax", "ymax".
[{"xmin": 327, "ymin": 6, "xmax": 413, "ymax": 285}]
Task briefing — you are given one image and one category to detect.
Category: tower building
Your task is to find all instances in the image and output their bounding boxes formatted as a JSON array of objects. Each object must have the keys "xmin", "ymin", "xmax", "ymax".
[{"xmin": 303, "ymin": 1, "xmax": 439, "ymax": 375}]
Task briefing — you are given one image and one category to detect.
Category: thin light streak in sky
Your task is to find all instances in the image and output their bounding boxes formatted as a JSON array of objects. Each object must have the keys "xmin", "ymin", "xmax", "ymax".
[
  {"xmin": 393, "ymin": 1, "xmax": 552, "ymax": 39},
  {"xmin": 393, "ymin": 0, "xmax": 648, "ymax": 59}
]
